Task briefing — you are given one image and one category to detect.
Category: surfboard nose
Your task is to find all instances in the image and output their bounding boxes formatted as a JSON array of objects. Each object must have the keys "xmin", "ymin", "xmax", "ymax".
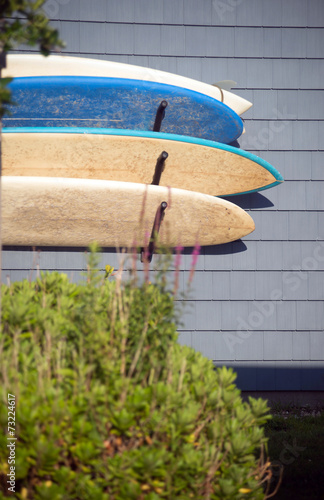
[
  {"xmin": 243, "ymin": 210, "xmax": 255, "ymax": 236},
  {"xmin": 223, "ymin": 203, "xmax": 255, "ymax": 243}
]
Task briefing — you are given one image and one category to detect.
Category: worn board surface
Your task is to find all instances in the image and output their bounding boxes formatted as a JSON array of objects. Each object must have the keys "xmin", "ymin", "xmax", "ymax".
[
  {"xmin": 4, "ymin": 75, "xmax": 243, "ymax": 144},
  {"xmin": 2, "ymin": 176, "xmax": 255, "ymax": 247},
  {"xmin": 2, "ymin": 128, "xmax": 283, "ymax": 196}
]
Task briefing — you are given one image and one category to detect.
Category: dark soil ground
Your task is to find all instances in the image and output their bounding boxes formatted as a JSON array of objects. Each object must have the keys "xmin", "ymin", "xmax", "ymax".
[{"xmin": 264, "ymin": 405, "xmax": 324, "ymax": 500}]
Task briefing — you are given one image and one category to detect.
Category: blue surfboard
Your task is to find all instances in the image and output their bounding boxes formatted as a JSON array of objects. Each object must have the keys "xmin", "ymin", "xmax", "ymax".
[{"xmin": 4, "ymin": 76, "xmax": 243, "ymax": 144}]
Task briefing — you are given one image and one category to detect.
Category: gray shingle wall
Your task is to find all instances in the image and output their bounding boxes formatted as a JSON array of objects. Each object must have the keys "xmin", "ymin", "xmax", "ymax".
[{"xmin": 6, "ymin": 0, "xmax": 324, "ymax": 390}]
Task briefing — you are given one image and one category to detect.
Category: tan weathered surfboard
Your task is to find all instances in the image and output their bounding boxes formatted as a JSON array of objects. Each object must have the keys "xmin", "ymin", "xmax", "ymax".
[
  {"xmin": 2, "ymin": 177, "xmax": 255, "ymax": 247},
  {"xmin": 2, "ymin": 129, "xmax": 283, "ymax": 197}
]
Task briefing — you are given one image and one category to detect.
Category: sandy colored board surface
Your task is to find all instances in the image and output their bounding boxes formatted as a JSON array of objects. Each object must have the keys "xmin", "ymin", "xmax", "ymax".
[
  {"xmin": 2, "ymin": 177, "xmax": 255, "ymax": 248},
  {"xmin": 2, "ymin": 128, "xmax": 283, "ymax": 197},
  {"xmin": 4, "ymin": 54, "xmax": 252, "ymax": 116}
]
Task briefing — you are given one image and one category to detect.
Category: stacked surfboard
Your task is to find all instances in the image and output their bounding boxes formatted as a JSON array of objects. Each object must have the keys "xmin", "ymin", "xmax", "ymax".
[{"xmin": 2, "ymin": 55, "xmax": 283, "ymax": 253}]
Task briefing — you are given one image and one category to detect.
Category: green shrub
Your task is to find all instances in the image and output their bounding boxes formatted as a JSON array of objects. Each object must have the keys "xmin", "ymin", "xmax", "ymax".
[{"xmin": 0, "ymin": 258, "xmax": 273, "ymax": 499}]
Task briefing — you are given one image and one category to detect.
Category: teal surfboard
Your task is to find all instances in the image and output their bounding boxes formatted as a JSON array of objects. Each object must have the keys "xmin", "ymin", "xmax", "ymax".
[{"xmin": 3, "ymin": 127, "xmax": 283, "ymax": 197}]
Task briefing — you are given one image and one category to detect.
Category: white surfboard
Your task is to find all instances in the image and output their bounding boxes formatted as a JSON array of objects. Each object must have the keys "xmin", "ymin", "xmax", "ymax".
[
  {"xmin": 2, "ymin": 176, "xmax": 255, "ymax": 248},
  {"xmin": 4, "ymin": 54, "xmax": 252, "ymax": 116}
]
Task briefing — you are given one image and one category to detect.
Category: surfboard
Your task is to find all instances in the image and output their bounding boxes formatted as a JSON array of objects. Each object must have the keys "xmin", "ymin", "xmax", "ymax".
[
  {"xmin": 2, "ymin": 127, "xmax": 284, "ymax": 197},
  {"xmin": 4, "ymin": 54, "xmax": 252, "ymax": 117},
  {"xmin": 4, "ymin": 75, "xmax": 243, "ymax": 144},
  {"xmin": 1, "ymin": 177, "xmax": 255, "ymax": 248}
]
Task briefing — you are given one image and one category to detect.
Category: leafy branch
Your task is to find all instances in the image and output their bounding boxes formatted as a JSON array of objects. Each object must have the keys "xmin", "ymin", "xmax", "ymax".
[{"xmin": 0, "ymin": 0, "xmax": 64, "ymax": 55}]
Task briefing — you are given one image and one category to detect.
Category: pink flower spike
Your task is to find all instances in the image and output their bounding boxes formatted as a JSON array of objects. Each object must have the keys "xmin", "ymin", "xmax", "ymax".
[
  {"xmin": 173, "ymin": 245, "xmax": 184, "ymax": 295},
  {"xmin": 189, "ymin": 244, "xmax": 201, "ymax": 284},
  {"xmin": 174, "ymin": 245, "xmax": 184, "ymax": 269},
  {"xmin": 144, "ymin": 230, "xmax": 150, "ymax": 247}
]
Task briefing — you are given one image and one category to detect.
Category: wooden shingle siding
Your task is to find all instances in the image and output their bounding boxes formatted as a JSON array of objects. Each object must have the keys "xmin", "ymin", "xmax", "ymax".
[{"xmin": 6, "ymin": 0, "xmax": 324, "ymax": 390}]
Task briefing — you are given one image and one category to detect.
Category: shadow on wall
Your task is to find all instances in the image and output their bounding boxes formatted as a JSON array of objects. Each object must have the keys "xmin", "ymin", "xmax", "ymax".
[
  {"xmin": 2, "ymin": 241, "xmax": 249, "ymax": 260},
  {"xmin": 222, "ymin": 191, "xmax": 274, "ymax": 209},
  {"xmin": 199, "ymin": 239, "xmax": 247, "ymax": 256},
  {"xmin": 213, "ymin": 362, "xmax": 324, "ymax": 392}
]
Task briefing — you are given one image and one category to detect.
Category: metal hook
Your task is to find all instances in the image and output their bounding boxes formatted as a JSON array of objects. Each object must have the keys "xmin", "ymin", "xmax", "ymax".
[
  {"xmin": 141, "ymin": 201, "xmax": 168, "ymax": 263},
  {"xmin": 153, "ymin": 100, "xmax": 168, "ymax": 132},
  {"xmin": 151, "ymin": 151, "xmax": 168, "ymax": 185}
]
